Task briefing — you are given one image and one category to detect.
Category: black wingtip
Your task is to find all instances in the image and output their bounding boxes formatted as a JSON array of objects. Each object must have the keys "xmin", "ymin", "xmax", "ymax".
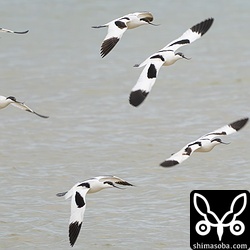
[
  {"xmin": 69, "ymin": 222, "xmax": 82, "ymax": 247},
  {"xmin": 191, "ymin": 18, "xmax": 214, "ymax": 36},
  {"xmin": 230, "ymin": 117, "xmax": 249, "ymax": 131},
  {"xmin": 116, "ymin": 181, "xmax": 134, "ymax": 186},
  {"xmin": 129, "ymin": 90, "xmax": 149, "ymax": 107},
  {"xmin": 160, "ymin": 160, "xmax": 179, "ymax": 167},
  {"xmin": 32, "ymin": 111, "xmax": 49, "ymax": 118},
  {"xmin": 100, "ymin": 37, "xmax": 119, "ymax": 58},
  {"xmin": 14, "ymin": 30, "xmax": 29, "ymax": 34}
]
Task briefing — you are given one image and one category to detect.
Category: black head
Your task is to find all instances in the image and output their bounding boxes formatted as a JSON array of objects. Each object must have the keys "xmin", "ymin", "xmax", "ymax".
[
  {"xmin": 6, "ymin": 96, "xmax": 17, "ymax": 102},
  {"xmin": 103, "ymin": 181, "xmax": 124, "ymax": 189},
  {"xmin": 175, "ymin": 52, "xmax": 191, "ymax": 60},
  {"xmin": 211, "ymin": 138, "xmax": 222, "ymax": 143},
  {"xmin": 140, "ymin": 17, "xmax": 153, "ymax": 23},
  {"xmin": 103, "ymin": 181, "xmax": 115, "ymax": 187},
  {"xmin": 140, "ymin": 17, "xmax": 159, "ymax": 26},
  {"xmin": 211, "ymin": 138, "xmax": 230, "ymax": 145}
]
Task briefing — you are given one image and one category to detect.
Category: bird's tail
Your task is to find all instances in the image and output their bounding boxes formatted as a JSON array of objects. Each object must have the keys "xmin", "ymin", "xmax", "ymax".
[
  {"xmin": 56, "ymin": 191, "xmax": 67, "ymax": 197},
  {"xmin": 92, "ymin": 25, "xmax": 107, "ymax": 28}
]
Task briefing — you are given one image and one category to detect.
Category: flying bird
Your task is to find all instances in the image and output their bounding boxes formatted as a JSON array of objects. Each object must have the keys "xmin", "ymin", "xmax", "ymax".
[
  {"xmin": 57, "ymin": 175, "xmax": 133, "ymax": 247},
  {"xmin": 160, "ymin": 117, "xmax": 248, "ymax": 167},
  {"xmin": 92, "ymin": 11, "xmax": 157, "ymax": 57},
  {"xmin": 129, "ymin": 18, "xmax": 214, "ymax": 107},
  {"xmin": 0, "ymin": 28, "xmax": 29, "ymax": 34},
  {"xmin": 0, "ymin": 95, "xmax": 49, "ymax": 118}
]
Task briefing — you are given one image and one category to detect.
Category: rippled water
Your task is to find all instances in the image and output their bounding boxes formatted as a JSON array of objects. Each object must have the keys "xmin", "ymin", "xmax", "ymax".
[{"xmin": 0, "ymin": 0, "xmax": 250, "ymax": 249}]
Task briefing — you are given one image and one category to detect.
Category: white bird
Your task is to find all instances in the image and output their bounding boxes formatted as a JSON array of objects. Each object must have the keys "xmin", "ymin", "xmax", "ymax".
[
  {"xmin": 160, "ymin": 117, "xmax": 248, "ymax": 167},
  {"xmin": 129, "ymin": 18, "xmax": 214, "ymax": 107},
  {"xmin": 57, "ymin": 175, "xmax": 133, "ymax": 247},
  {"xmin": 0, "ymin": 28, "xmax": 29, "ymax": 34},
  {"xmin": 92, "ymin": 11, "xmax": 157, "ymax": 58},
  {"xmin": 0, "ymin": 95, "xmax": 49, "ymax": 118}
]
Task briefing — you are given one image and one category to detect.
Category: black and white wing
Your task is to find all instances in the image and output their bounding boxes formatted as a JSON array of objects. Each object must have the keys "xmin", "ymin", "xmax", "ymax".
[
  {"xmin": 160, "ymin": 18, "xmax": 214, "ymax": 53},
  {"xmin": 160, "ymin": 139, "xmax": 203, "ymax": 167},
  {"xmin": 100, "ymin": 20, "xmax": 129, "ymax": 57},
  {"xmin": 57, "ymin": 183, "xmax": 90, "ymax": 247},
  {"xmin": 0, "ymin": 28, "xmax": 29, "ymax": 34},
  {"xmin": 10, "ymin": 101, "xmax": 49, "ymax": 118},
  {"xmin": 97, "ymin": 175, "xmax": 134, "ymax": 186},
  {"xmin": 93, "ymin": 17, "xmax": 130, "ymax": 58},
  {"xmin": 129, "ymin": 56, "xmax": 165, "ymax": 107},
  {"xmin": 201, "ymin": 117, "xmax": 249, "ymax": 140},
  {"xmin": 68, "ymin": 187, "xmax": 89, "ymax": 247}
]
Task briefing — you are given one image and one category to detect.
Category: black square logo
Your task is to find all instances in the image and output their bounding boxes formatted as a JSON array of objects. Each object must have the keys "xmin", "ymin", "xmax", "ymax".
[{"xmin": 190, "ymin": 190, "xmax": 250, "ymax": 250}]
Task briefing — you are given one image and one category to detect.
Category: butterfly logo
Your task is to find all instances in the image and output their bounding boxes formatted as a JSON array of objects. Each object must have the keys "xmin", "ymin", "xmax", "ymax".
[{"xmin": 193, "ymin": 192, "xmax": 247, "ymax": 241}]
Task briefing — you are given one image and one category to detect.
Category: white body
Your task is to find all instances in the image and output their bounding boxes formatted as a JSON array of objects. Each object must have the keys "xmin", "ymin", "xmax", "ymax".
[
  {"xmin": 136, "ymin": 50, "xmax": 181, "ymax": 69},
  {"xmin": 105, "ymin": 12, "xmax": 151, "ymax": 29},
  {"xmin": 0, "ymin": 95, "xmax": 13, "ymax": 109},
  {"xmin": 195, "ymin": 139, "xmax": 219, "ymax": 152},
  {"xmin": 64, "ymin": 177, "xmax": 113, "ymax": 198}
]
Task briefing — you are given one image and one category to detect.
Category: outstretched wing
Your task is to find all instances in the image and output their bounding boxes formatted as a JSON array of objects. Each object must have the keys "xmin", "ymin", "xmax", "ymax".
[
  {"xmin": 201, "ymin": 117, "xmax": 248, "ymax": 140},
  {"xmin": 101, "ymin": 20, "xmax": 128, "ymax": 57},
  {"xmin": 69, "ymin": 187, "xmax": 89, "ymax": 247},
  {"xmin": 160, "ymin": 117, "xmax": 248, "ymax": 167},
  {"xmin": 93, "ymin": 16, "xmax": 130, "ymax": 58},
  {"xmin": 159, "ymin": 18, "xmax": 214, "ymax": 52},
  {"xmin": 160, "ymin": 139, "xmax": 204, "ymax": 167},
  {"xmin": 129, "ymin": 56, "xmax": 165, "ymax": 107},
  {"xmin": 0, "ymin": 28, "xmax": 29, "ymax": 34},
  {"xmin": 10, "ymin": 102, "xmax": 49, "ymax": 118}
]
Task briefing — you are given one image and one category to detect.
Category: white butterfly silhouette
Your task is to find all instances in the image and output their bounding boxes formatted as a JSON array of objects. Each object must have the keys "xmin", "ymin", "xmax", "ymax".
[{"xmin": 193, "ymin": 192, "xmax": 247, "ymax": 241}]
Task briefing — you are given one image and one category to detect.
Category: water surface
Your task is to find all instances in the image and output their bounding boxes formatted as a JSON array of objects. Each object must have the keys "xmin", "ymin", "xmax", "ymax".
[{"xmin": 0, "ymin": 1, "xmax": 249, "ymax": 249}]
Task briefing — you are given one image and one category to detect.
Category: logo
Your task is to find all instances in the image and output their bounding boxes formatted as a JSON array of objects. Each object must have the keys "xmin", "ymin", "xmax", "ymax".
[{"xmin": 190, "ymin": 190, "xmax": 250, "ymax": 250}]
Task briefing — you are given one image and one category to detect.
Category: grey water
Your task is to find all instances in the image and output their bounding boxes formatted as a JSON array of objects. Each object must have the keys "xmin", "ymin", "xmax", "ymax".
[{"xmin": 0, "ymin": 0, "xmax": 249, "ymax": 249}]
